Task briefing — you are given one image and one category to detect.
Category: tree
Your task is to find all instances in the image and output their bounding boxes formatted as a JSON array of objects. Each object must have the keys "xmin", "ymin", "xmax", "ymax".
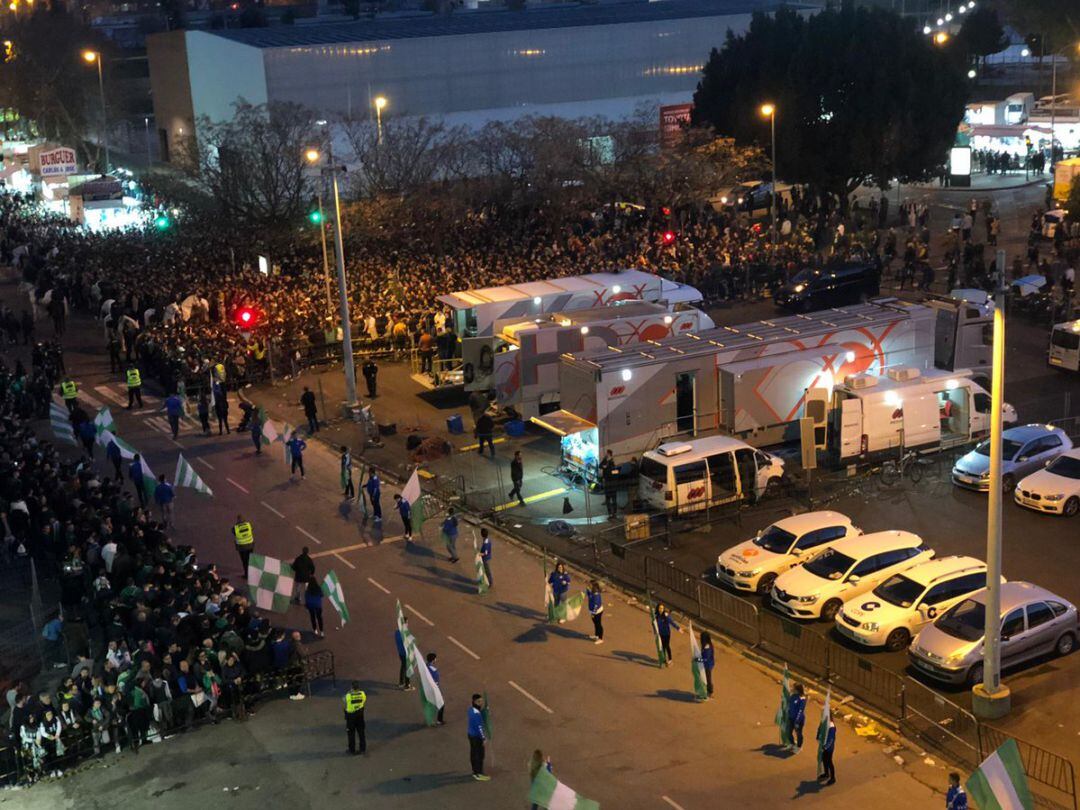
[
  {"xmin": 340, "ymin": 116, "xmax": 469, "ymax": 197},
  {"xmin": 693, "ymin": 6, "xmax": 969, "ymax": 196},
  {"xmin": 957, "ymin": 7, "xmax": 1008, "ymax": 75},
  {"xmin": 1002, "ymin": 0, "xmax": 1080, "ymax": 45}
]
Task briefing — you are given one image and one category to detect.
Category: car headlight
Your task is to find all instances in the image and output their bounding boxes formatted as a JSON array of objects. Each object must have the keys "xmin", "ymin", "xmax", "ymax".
[
  {"xmin": 861, "ymin": 622, "xmax": 879, "ymax": 632},
  {"xmin": 946, "ymin": 653, "xmax": 966, "ymax": 666},
  {"xmin": 797, "ymin": 594, "xmax": 819, "ymax": 604},
  {"xmin": 980, "ymin": 470, "xmax": 990, "ymax": 479},
  {"xmin": 794, "ymin": 284, "xmax": 806, "ymax": 293},
  {"xmin": 1044, "ymin": 493, "xmax": 1065, "ymax": 502},
  {"xmin": 737, "ymin": 568, "xmax": 761, "ymax": 578}
]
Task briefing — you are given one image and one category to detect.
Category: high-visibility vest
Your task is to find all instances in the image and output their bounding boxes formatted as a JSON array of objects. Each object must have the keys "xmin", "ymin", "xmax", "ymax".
[
  {"xmin": 233, "ymin": 522, "xmax": 254, "ymax": 546},
  {"xmin": 126, "ymin": 369, "xmax": 142, "ymax": 388},
  {"xmin": 215, "ymin": 363, "xmax": 226, "ymax": 381},
  {"xmin": 344, "ymin": 690, "xmax": 367, "ymax": 713},
  {"xmin": 60, "ymin": 380, "xmax": 78, "ymax": 399}
]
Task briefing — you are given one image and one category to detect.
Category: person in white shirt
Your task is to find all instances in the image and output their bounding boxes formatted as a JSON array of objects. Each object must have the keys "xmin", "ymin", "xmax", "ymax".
[{"xmin": 101, "ymin": 540, "xmax": 118, "ymax": 574}]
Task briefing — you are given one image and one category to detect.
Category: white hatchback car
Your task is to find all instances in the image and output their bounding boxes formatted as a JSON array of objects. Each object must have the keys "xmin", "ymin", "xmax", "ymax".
[
  {"xmin": 1014, "ymin": 448, "xmax": 1080, "ymax": 517},
  {"xmin": 771, "ymin": 531, "xmax": 933, "ymax": 622},
  {"xmin": 715, "ymin": 511, "xmax": 860, "ymax": 595},
  {"xmin": 835, "ymin": 555, "xmax": 993, "ymax": 651}
]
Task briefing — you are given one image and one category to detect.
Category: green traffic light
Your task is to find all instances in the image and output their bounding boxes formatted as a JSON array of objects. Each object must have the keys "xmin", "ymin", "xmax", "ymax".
[
  {"xmin": 309, "ymin": 210, "xmax": 323, "ymax": 225},
  {"xmin": 154, "ymin": 214, "xmax": 170, "ymax": 230}
]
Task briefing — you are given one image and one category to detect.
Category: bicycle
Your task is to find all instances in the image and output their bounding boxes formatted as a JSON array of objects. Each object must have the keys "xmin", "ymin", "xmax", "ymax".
[{"xmin": 877, "ymin": 449, "xmax": 927, "ymax": 487}]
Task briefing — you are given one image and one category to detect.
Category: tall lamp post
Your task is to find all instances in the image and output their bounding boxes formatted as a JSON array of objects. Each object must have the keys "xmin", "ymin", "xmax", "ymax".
[
  {"xmin": 760, "ymin": 103, "xmax": 777, "ymax": 246},
  {"xmin": 305, "ymin": 147, "xmax": 358, "ymax": 411},
  {"xmin": 374, "ymin": 95, "xmax": 387, "ymax": 145},
  {"xmin": 82, "ymin": 50, "xmax": 109, "ymax": 175}
]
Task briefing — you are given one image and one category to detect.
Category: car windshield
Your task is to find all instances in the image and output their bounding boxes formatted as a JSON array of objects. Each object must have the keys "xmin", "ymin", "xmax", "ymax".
[
  {"xmin": 753, "ymin": 525, "xmax": 797, "ymax": 554},
  {"xmin": 874, "ymin": 574, "xmax": 924, "ymax": 609},
  {"xmin": 639, "ymin": 457, "xmax": 667, "ymax": 482},
  {"xmin": 790, "ymin": 268, "xmax": 817, "ymax": 284},
  {"xmin": 936, "ymin": 599, "xmax": 985, "ymax": 642},
  {"xmin": 974, "ymin": 438, "xmax": 1024, "ymax": 459},
  {"xmin": 803, "ymin": 548, "xmax": 855, "ymax": 581},
  {"xmin": 1046, "ymin": 455, "xmax": 1080, "ymax": 480}
]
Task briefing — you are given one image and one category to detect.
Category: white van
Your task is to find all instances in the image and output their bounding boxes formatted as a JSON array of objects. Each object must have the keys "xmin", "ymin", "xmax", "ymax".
[
  {"xmin": 822, "ymin": 367, "xmax": 1017, "ymax": 460},
  {"xmin": 1049, "ymin": 320, "xmax": 1080, "ymax": 372},
  {"xmin": 639, "ymin": 436, "xmax": 785, "ymax": 515}
]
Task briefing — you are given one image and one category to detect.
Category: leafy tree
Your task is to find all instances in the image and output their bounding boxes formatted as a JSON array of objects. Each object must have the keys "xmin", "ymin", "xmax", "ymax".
[
  {"xmin": 693, "ymin": 6, "xmax": 968, "ymax": 196},
  {"xmin": 957, "ymin": 7, "xmax": 1008, "ymax": 75}
]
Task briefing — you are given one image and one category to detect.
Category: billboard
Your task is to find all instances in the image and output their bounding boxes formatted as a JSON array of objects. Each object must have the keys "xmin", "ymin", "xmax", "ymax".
[
  {"xmin": 659, "ymin": 103, "xmax": 693, "ymax": 148},
  {"xmin": 36, "ymin": 147, "xmax": 77, "ymax": 177}
]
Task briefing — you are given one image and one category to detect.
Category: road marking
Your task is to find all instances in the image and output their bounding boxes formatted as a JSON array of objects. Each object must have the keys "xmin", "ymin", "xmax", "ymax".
[
  {"xmin": 334, "ymin": 553, "xmax": 356, "ymax": 570},
  {"xmin": 367, "ymin": 577, "xmax": 391, "ymax": 594},
  {"xmin": 661, "ymin": 797, "xmax": 687, "ymax": 810},
  {"xmin": 310, "ymin": 536, "xmax": 405, "ymax": 558},
  {"xmin": 144, "ymin": 418, "xmax": 171, "ymax": 436},
  {"xmin": 405, "ymin": 604, "xmax": 434, "ymax": 626},
  {"xmin": 459, "ymin": 437, "xmax": 507, "ymax": 452},
  {"xmin": 261, "ymin": 501, "xmax": 285, "ymax": 519},
  {"xmin": 493, "ymin": 486, "xmax": 567, "ymax": 513},
  {"xmin": 168, "ymin": 438, "xmax": 183, "ymax": 449},
  {"xmin": 507, "ymin": 680, "xmax": 554, "ymax": 714},
  {"xmin": 197, "ymin": 458, "xmax": 215, "ymax": 470},
  {"xmin": 94, "ymin": 385, "xmax": 128, "ymax": 406},
  {"xmin": 295, "ymin": 525, "xmax": 322, "ymax": 545},
  {"xmin": 446, "ymin": 635, "xmax": 480, "ymax": 660},
  {"xmin": 226, "ymin": 477, "xmax": 249, "ymax": 494}
]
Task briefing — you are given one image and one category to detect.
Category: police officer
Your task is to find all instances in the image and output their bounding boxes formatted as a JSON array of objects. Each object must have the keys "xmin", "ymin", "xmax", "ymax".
[
  {"xmin": 233, "ymin": 514, "xmax": 254, "ymax": 574},
  {"xmin": 125, "ymin": 365, "xmax": 144, "ymax": 409},
  {"xmin": 59, "ymin": 377, "xmax": 78, "ymax": 414},
  {"xmin": 361, "ymin": 359, "xmax": 378, "ymax": 399},
  {"xmin": 343, "ymin": 680, "xmax": 367, "ymax": 755}
]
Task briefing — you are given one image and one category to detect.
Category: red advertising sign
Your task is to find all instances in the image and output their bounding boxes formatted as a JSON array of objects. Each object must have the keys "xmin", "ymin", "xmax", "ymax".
[{"xmin": 659, "ymin": 103, "xmax": 693, "ymax": 148}]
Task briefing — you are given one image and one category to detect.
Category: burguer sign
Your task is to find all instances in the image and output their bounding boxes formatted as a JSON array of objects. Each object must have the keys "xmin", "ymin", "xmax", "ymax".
[{"xmin": 32, "ymin": 146, "xmax": 77, "ymax": 177}]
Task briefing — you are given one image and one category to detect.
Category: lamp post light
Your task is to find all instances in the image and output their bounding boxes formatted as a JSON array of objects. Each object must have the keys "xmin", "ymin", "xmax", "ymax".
[
  {"xmin": 82, "ymin": 50, "xmax": 110, "ymax": 174},
  {"xmin": 759, "ymin": 102, "xmax": 778, "ymax": 247},
  {"xmin": 373, "ymin": 95, "xmax": 387, "ymax": 144},
  {"xmin": 305, "ymin": 147, "xmax": 358, "ymax": 411}
]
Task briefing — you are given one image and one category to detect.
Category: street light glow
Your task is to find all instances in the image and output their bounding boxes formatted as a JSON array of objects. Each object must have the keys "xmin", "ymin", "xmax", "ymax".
[
  {"xmin": 968, "ymin": 69, "xmax": 977, "ymax": 78},
  {"xmin": 374, "ymin": 95, "xmax": 388, "ymax": 111},
  {"xmin": 82, "ymin": 50, "xmax": 98, "ymax": 63},
  {"xmin": 304, "ymin": 148, "xmax": 321, "ymax": 164},
  {"xmin": 760, "ymin": 102, "xmax": 776, "ymax": 117},
  {"xmin": 923, "ymin": 25, "xmax": 932, "ymax": 34},
  {"xmin": 934, "ymin": 32, "xmax": 950, "ymax": 45}
]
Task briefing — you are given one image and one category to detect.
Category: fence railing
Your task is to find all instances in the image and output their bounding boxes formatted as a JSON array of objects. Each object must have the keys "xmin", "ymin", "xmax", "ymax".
[{"xmin": 980, "ymin": 724, "xmax": 1079, "ymax": 810}]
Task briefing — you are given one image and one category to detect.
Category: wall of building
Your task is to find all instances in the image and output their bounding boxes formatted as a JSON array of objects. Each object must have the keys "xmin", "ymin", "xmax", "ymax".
[
  {"xmin": 146, "ymin": 30, "xmax": 194, "ymax": 162},
  {"xmin": 186, "ymin": 32, "xmax": 269, "ymax": 123}
]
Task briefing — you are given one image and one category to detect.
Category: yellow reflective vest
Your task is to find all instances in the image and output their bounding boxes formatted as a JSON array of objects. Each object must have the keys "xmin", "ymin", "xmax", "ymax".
[
  {"xmin": 60, "ymin": 380, "xmax": 78, "ymax": 399},
  {"xmin": 344, "ymin": 690, "xmax": 367, "ymax": 713},
  {"xmin": 126, "ymin": 369, "xmax": 142, "ymax": 388},
  {"xmin": 233, "ymin": 522, "xmax": 254, "ymax": 547}
]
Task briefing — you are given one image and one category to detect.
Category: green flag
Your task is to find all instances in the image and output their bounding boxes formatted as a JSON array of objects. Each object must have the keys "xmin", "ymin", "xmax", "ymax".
[
  {"xmin": 775, "ymin": 665, "xmax": 794, "ymax": 747},
  {"xmin": 323, "ymin": 570, "xmax": 350, "ymax": 626},
  {"xmin": 412, "ymin": 642, "xmax": 444, "ymax": 726},
  {"xmin": 528, "ymin": 767, "xmax": 600, "ymax": 810},
  {"xmin": 966, "ymin": 739, "xmax": 1035, "ymax": 810},
  {"xmin": 474, "ymin": 537, "xmax": 490, "ymax": 595},
  {"xmin": 174, "ymin": 453, "xmax": 213, "ymax": 497},
  {"xmin": 401, "ymin": 469, "xmax": 425, "ymax": 533},
  {"xmin": 396, "ymin": 600, "xmax": 416, "ymax": 678},
  {"xmin": 246, "ymin": 554, "xmax": 295, "ymax": 613},
  {"xmin": 689, "ymin": 621, "xmax": 708, "ymax": 701}
]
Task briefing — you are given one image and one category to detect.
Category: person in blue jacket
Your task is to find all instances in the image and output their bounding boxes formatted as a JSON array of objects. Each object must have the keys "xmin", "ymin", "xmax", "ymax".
[
  {"xmin": 129, "ymin": 454, "xmax": 148, "ymax": 507},
  {"xmin": 586, "ymin": 580, "xmax": 604, "ymax": 644},
  {"xmin": 786, "ymin": 683, "xmax": 807, "ymax": 752},
  {"xmin": 700, "ymin": 630, "xmax": 715, "ymax": 697},
  {"xmin": 818, "ymin": 711, "xmax": 836, "ymax": 785},
  {"xmin": 365, "ymin": 468, "xmax": 382, "ymax": 523},
  {"xmin": 287, "ymin": 432, "xmax": 307, "ymax": 479},
  {"xmin": 946, "ymin": 772, "xmax": 968, "ymax": 810},
  {"xmin": 394, "ymin": 617, "xmax": 413, "ymax": 690},
  {"xmin": 153, "ymin": 474, "xmax": 175, "ymax": 528},
  {"xmin": 394, "ymin": 493, "xmax": 412, "ymax": 542},
  {"xmin": 655, "ymin": 603, "xmax": 683, "ymax": 666},
  {"xmin": 105, "ymin": 436, "xmax": 123, "ymax": 481},
  {"xmin": 250, "ymin": 411, "xmax": 263, "ymax": 456},
  {"xmin": 426, "ymin": 652, "xmax": 445, "ymax": 724},
  {"xmin": 441, "ymin": 508, "xmax": 459, "ymax": 562},
  {"xmin": 163, "ymin": 393, "xmax": 184, "ymax": 439},
  {"xmin": 77, "ymin": 419, "xmax": 96, "ymax": 456},
  {"xmin": 467, "ymin": 694, "xmax": 489, "ymax": 781},
  {"xmin": 479, "ymin": 528, "xmax": 493, "ymax": 586},
  {"xmin": 548, "ymin": 563, "xmax": 570, "ymax": 619}
]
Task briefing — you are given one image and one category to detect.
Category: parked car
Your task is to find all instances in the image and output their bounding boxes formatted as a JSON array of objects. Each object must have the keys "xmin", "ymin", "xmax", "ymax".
[
  {"xmin": 1014, "ymin": 448, "xmax": 1080, "ymax": 517},
  {"xmin": 774, "ymin": 262, "xmax": 880, "ymax": 313},
  {"xmin": 951, "ymin": 424, "xmax": 1073, "ymax": 493},
  {"xmin": 715, "ymin": 511, "xmax": 861, "ymax": 595},
  {"xmin": 770, "ymin": 530, "xmax": 933, "ymax": 622},
  {"xmin": 908, "ymin": 582, "xmax": 1079, "ymax": 686},
  {"xmin": 835, "ymin": 556, "xmax": 994, "ymax": 651}
]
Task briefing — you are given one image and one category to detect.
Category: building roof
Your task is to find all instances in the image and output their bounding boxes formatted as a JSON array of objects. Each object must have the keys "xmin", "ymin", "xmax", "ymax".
[{"xmin": 207, "ymin": 0, "xmax": 804, "ymax": 49}]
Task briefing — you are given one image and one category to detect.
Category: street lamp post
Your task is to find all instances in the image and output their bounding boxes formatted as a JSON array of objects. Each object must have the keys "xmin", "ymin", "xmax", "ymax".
[
  {"xmin": 374, "ymin": 95, "xmax": 387, "ymax": 145},
  {"xmin": 305, "ymin": 148, "xmax": 358, "ymax": 411},
  {"xmin": 760, "ymin": 102, "xmax": 778, "ymax": 247},
  {"xmin": 82, "ymin": 50, "xmax": 109, "ymax": 174}
]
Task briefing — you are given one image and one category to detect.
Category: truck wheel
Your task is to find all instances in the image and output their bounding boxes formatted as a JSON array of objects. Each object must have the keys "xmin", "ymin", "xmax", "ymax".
[
  {"xmin": 1064, "ymin": 497, "xmax": 1079, "ymax": 517},
  {"xmin": 885, "ymin": 628, "xmax": 911, "ymax": 652},
  {"xmin": 821, "ymin": 599, "xmax": 843, "ymax": 622}
]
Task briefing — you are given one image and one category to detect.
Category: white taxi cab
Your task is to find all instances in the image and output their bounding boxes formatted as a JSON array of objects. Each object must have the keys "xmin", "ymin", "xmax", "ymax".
[
  {"xmin": 771, "ymin": 530, "xmax": 933, "ymax": 622},
  {"xmin": 715, "ymin": 512, "xmax": 860, "ymax": 595},
  {"xmin": 1014, "ymin": 448, "xmax": 1080, "ymax": 517},
  {"xmin": 834, "ymin": 555, "xmax": 992, "ymax": 651}
]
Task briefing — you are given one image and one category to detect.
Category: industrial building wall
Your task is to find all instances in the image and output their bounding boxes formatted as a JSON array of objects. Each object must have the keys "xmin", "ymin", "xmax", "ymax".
[
  {"xmin": 147, "ymin": 30, "xmax": 195, "ymax": 163},
  {"xmin": 186, "ymin": 32, "xmax": 269, "ymax": 125}
]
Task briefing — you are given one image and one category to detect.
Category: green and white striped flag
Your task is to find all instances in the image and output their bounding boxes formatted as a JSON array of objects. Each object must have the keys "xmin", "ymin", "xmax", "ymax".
[
  {"xmin": 99, "ymin": 429, "xmax": 137, "ymax": 459},
  {"xmin": 775, "ymin": 665, "xmax": 794, "ymax": 747},
  {"xmin": 411, "ymin": 642, "xmax": 444, "ymax": 727},
  {"xmin": 648, "ymin": 596, "xmax": 667, "ymax": 668},
  {"xmin": 401, "ymin": 469, "xmax": 426, "ymax": 533},
  {"xmin": 247, "ymin": 554, "xmax": 295, "ymax": 613},
  {"xmin": 816, "ymin": 688, "xmax": 832, "ymax": 769},
  {"xmin": 259, "ymin": 407, "xmax": 278, "ymax": 446},
  {"xmin": 174, "ymin": 453, "xmax": 213, "ymax": 497},
  {"xmin": 966, "ymin": 739, "xmax": 1034, "ymax": 810},
  {"xmin": 689, "ymin": 621, "xmax": 708, "ymax": 701},
  {"xmin": 528, "ymin": 767, "xmax": 600, "ymax": 810},
  {"xmin": 50, "ymin": 402, "xmax": 77, "ymax": 445},
  {"xmin": 474, "ymin": 536, "xmax": 489, "ymax": 595},
  {"xmin": 323, "ymin": 570, "xmax": 349, "ymax": 626},
  {"xmin": 545, "ymin": 583, "xmax": 584, "ymax": 623},
  {"xmin": 396, "ymin": 600, "xmax": 416, "ymax": 678},
  {"xmin": 93, "ymin": 406, "xmax": 116, "ymax": 438}
]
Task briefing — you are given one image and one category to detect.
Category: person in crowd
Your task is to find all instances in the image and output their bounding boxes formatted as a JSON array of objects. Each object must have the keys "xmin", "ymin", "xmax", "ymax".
[
  {"xmin": 586, "ymin": 579, "xmax": 604, "ymax": 644},
  {"xmin": 395, "ymin": 617, "xmax": 413, "ymax": 691},
  {"xmin": 340, "ymin": 446, "xmax": 354, "ymax": 500},
  {"xmin": 700, "ymin": 630, "xmax": 715, "ymax": 699},
  {"xmin": 426, "ymin": 652, "xmax": 445, "ymax": 725},
  {"xmin": 394, "ymin": 492, "xmax": 413, "ymax": 542},
  {"xmin": 786, "ymin": 683, "xmax": 807, "ymax": 753},
  {"xmin": 946, "ymin": 772, "xmax": 968, "ymax": 810},
  {"xmin": 287, "ymin": 431, "xmax": 307, "ymax": 479},
  {"xmin": 479, "ymin": 528, "xmax": 493, "ymax": 587},
  {"xmin": 365, "ymin": 468, "xmax": 382, "ymax": 523},
  {"xmin": 467, "ymin": 693, "xmax": 489, "ymax": 781},
  {"xmin": 654, "ymin": 603, "xmax": 682, "ymax": 666},
  {"xmin": 548, "ymin": 562, "xmax": 570, "ymax": 621},
  {"xmin": 441, "ymin": 507, "xmax": 459, "ymax": 563},
  {"xmin": 305, "ymin": 576, "xmax": 325, "ymax": 638},
  {"xmin": 818, "ymin": 709, "xmax": 836, "ymax": 785},
  {"xmin": 343, "ymin": 680, "xmax": 367, "ymax": 756},
  {"xmin": 508, "ymin": 450, "xmax": 526, "ymax": 507},
  {"xmin": 300, "ymin": 386, "xmax": 318, "ymax": 434}
]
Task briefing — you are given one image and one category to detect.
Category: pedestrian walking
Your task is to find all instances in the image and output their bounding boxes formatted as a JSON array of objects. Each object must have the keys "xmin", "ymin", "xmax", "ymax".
[
  {"xmin": 106, "ymin": 436, "xmax": 122, "ymax": 481},
  {"xmin": 655, "ymin": 603, "xmax": 683, "ymax": 666},
  {"xmin": 785, "ymin": 683, "xmax": 807, "ymax": 753},
  {"xmin": 508, "ymin": 450, "xmax": 525, "ymax": 506},
  {"xmin": 305, "ymin": 577, "xmax": 325, "ymax": 638},
  {"xmin": 213, "ymin": 383, "xmax": 230, "ymax": 435},
  {"xmin": 600, "ymin": 450, "xmax": 619, "ymax": 519},
  {"xmin": 528, "ymin": 750, "xmax": 554, "ymax": 810},
  {"xmin": 362, "ymin": 359, "xmax": 378, "ymax": 398},
  {"xmin": 474, "ymin": 412, "xmax": 495, "ymax": 457},
  {"xmin": 291, "ymin": 546, "xmax": 315, "ymax": 604},
  {"xmin": 700, "ymin": 630, "xmax": 715, "ymax": 698},
  {"xmin": 586, "ymin": 580, "xmax": 604, "ymax": 644},
  {"xmin": 479, "ymin": 528, "xmax": 493, "ymax": 587},
  {"xmin": 441, "ymin": 507, "xmax": 459, "ymax": 562},
  {"xmin": 300, "ymin": 386, "xmax": 319, "ymax": 434},
  {"xmin": 394, "ymin": 493, "xmax": 413, "ymax": 542},
  {"xmin": 250, "ymin": 411, "xmax": 263, "ymax": 456},
  {"xmin": 366, "ymin": 468, "xmax": 382, "ymax": 523},
  {"xmin": 287, "ymin": 432, "xmax": 307, "ymax": 479},
  {"xmin": 946, "ymin": 772, "xmax": 968, "ymax": 810},
  {"xmin": 59, "ymin": 377, "xmax": 78, "ymax": 414},
  {"xmin": 77, "ymin": 419, "xmax": 96, "ymax": 457},
  {"xmin": 343, "ymin": 680, "xmax": 367, "ymax": 755},
  {"xmin": 548, "ymin": 562, "xmax": 570, "ymax": 621},
  {"xmin": 467, "ymin": 694, "xmax": 490, "ymax": 781},
  {"xmin": 340, "ymin": 446, "xmax": 354, "ymax": 499},
  {"xmin": 232, "ymin": 514, "xmax": 254, "ymax": 575},
  {"xmin": 395, "ymin": 618, "xmax": 413, "ymax": 690},
  {"xmin": 197, "ymin": 391, "xmax": 211, "ymax": 436},
  {"xmin": 426, "ymin": 653, "xmax": 445, "ymax": 724},
  {"xmin": 129, "ymin": 454, "xmax": 148, "ymax": 507},
  {"xmin": 163, "ymin": 392, "xmax": 184, "ymax": 439},
  {"xmin": 818, "ymin": 711, "xmax": 836, "ymax": 785},
  {"xmin": 153, "ymin": 474, "xmax": 175, "ymax": 528},
  {"xmin": 125, "ymin": 365, "xmax": 143, "ymax": 409}
]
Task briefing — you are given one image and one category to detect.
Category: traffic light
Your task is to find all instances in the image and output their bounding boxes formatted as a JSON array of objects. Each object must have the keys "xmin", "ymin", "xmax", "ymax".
[
  {"xmin": 661, "ymin": 230, "xmax": 677, "ymax": 245},
  {"xmin": 232, "ymin": 306, "xmax": 262, "ymax": 329},
  {"xmin": 154, "ymin": 213, "xmax": 171, "ymax": 230},
  {"xmin": 308, "ymin": 209, "xmax": 323, "ymax": 225}
]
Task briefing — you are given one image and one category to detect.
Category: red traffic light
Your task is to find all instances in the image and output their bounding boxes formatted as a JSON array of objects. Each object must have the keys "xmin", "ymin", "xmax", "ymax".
[
  {"xmin": 661, "ymin": 230, "xmax": 677, "ymax": 245},
  {"xmin": 660, "ymin": 206, "xmax": 672, "ymax": 217},
  {"xmin": 233, "ymin": 306, "xmax": 262, "ymax": 328}
]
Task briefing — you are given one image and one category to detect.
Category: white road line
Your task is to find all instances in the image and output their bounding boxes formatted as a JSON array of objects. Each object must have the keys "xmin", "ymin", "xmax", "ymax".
[
  {"xmin": 334, "ymin": 553, "xmax": 356, "ymax": 570},
  {"xmin": 661, "ymin": 797, "xmax": 688, "ymax": 810},
  {"xmin": 367, "ymin": 577, "xmax": 391, "ymax": 595},
  {"xmin": 260, "ymin": 501, "xmax": 285, "ymax": 519},
  {"xmin": 295, "ymin": 525, "xmax": 322, "ymax": 545},
  {"xmin": 226, "ymin": 477, "xmax": 249, "ymax": 494},
  {"xmin": 446, "ymin": 635, "xmax": 480, "ymax": 660},
  {"xmin": 94, "ymin": 385, "xmax": 128, "ymax": 406},
  {"xmin": 144, "ymin": 419, "xmax": 170, "ymax": 436},
  {"xmin": 169, "ymin": 438, "xmax": 183, "ymax": 449},
  {"xmin": 197, "ymin": 458, "xmax": 215, "ymax": 470},
  {"xmin": 405, "ymin": 604, "xmax": 434, "ymax": 626},
  {"xmin": 507, "ymin": 680, "xmax": 554, "ymax": 714}
]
